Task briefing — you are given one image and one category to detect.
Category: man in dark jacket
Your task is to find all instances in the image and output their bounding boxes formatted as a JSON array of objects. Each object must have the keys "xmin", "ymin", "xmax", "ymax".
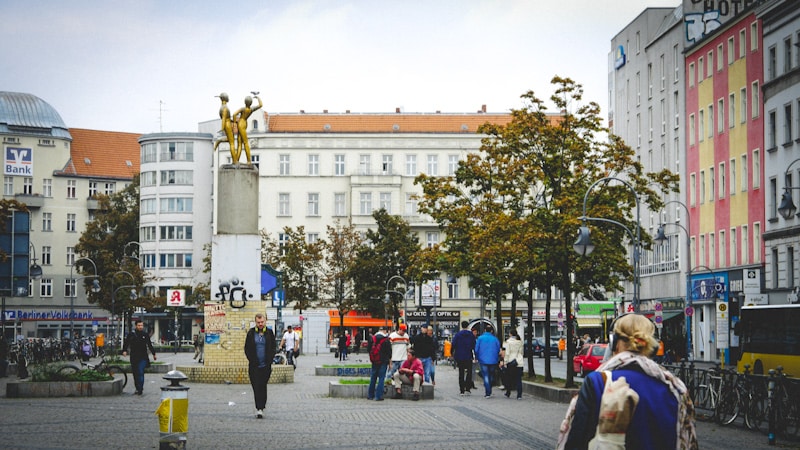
[
  {"xmin": 411, "ymin": 324, "xmax": 436, "ymax": 384},
  {"xmin": 451, "ymin": 320, "xmax": 476, "ymax": 395},
  {"xmin": 122, "ymin": 320, "xmax": 157, "ymax": 395},
  {"xmin": 244, "ymin": 313, "xmax": 276, "ymax": 418},
  {"xmin": 366, "ymin": 325, "xmax": 392, "ymax": 401}
]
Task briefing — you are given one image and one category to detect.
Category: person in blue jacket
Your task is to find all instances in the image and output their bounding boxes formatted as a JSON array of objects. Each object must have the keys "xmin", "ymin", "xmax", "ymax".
[
  {"xmin": 474, "ymin": 325, "xmax": 501, "ymax": 398},
  {"xmin": 557, "ymin": 314, "xmax": 698, "ymax": 450},
  {"xmin": 451, "ymin": 321, "xmax": 477, "ymax": 395}
]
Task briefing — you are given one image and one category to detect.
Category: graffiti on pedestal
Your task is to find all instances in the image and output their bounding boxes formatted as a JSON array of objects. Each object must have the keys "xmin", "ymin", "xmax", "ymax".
[{"xmin": 215, "ymin": 277, "xmax": 253, "ymax": 309}]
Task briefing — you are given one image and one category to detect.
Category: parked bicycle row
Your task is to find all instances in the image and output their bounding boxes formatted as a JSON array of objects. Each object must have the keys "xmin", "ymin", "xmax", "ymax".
[{"xmin": 664, "ymin": 362, "xmax": 800, "ymax": 441}]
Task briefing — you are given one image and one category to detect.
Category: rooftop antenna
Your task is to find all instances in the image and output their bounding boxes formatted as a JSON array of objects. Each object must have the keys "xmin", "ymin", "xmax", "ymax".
[{"xmin": 158, "ymin": 100, "xmax": 169, "ymax": 132}]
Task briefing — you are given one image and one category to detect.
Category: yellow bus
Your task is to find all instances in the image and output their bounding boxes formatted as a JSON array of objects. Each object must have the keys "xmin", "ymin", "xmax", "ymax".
[{"xmin": 736, "ymin": 304, "xmax": 800, "ymax": 377}]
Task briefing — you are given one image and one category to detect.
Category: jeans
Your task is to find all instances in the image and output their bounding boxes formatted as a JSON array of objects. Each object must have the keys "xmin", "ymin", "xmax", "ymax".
[
  {"xmin": 367, "ymin": 362, "xmax": 388, "ymax": 400},
  {"xmin": 339, "ymin": 347, "xmax": 347, "ymax": 361},
  {"xmin": 286, "ymin": 348, "xmax": 295, "ymax": 367},
  {"xmin": 479, "ymin": 363, "xmax": 497, "ymax": 396},
  {"xmin": 132, "ymin": 359, "xmax": 147, "ymax": 392},
  {"xmin": 388, "ymin": 360, "xmax": 403, "ymax": 378},
  {"xmin": 456, "ymin": 359, "xmax": 473, "ymax": 393},
  {"xmin": 419, "ymin": 357, "xmax": 432, "ymax": 383},
  {"xmin": 248, "ymin": 365, "xmax": 273, "ymax": 410}
]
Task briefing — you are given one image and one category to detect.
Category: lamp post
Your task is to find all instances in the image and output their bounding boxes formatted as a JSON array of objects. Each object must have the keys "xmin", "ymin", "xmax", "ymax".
[
  {"xmin": 111, "ymin": 269, "xmax": 137, "ymax": 355},
  {"xmin": 573, "ymin": 177, "xmax": 642, "ymax": 312},
  {"xmin": 385, "ymin": 275, "xmax": 408, "ymax": 329},
  {"xmin": 654, "ymin": 200, "xmax": 693, "ymax": 360},
  {"xmin": 777, "ymin": 158, "xmax": 800, "ymax": 219},
  {"xmin": 69, "ymin": 257, "xmax": 101, "ymax": 338}
]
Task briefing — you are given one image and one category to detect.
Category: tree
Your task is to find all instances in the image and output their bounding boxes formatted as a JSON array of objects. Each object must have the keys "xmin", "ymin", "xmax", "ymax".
[
  {"xmin": 351, "ymin": 209, "xmax": 419, "ymax": 325},
  {"xmin": 74, "ymin": 176, "xmax": 156, "ymax": 323},
  {"xmin": 273, "ymin": 226, "xmax": 323, "ymax": 312},
  {"xmin": 416, "ymin": 77, "xmax": 677, "ymax": 386},
  {"xmin": 318, "ymin": 220, "xmax": 362, "ymax": 332}
]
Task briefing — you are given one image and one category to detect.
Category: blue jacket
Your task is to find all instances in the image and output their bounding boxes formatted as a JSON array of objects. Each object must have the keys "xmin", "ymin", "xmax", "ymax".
[
  {"xmin": 451, "ymin": 329, "xmax": 476, "ymax": 361},
  {"xmin": 474, "ymin": 331, "xmax": 501, "ymax": 364},
  {"xmin": 565, "ymin": 365, "xmax": 679, "ymax": 450}
]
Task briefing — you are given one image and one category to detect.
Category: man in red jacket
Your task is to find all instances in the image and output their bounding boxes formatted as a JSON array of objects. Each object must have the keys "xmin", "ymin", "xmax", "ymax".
[{"xmin": 391, "ymin": 348, "xmax": 424, "ymax": 401}]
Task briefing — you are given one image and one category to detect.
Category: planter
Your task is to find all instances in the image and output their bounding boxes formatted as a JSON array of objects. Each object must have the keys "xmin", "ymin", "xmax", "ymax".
[
  {"xmin": 6, "ymin": 377, "xmax": 124, "ymax": 398},
  {"xmin": 328, "ymin": 380, "xmax": 433, "ymax": 399},
  {"xmin": 315, "ymin": 366, "xmax": 372, "ymax": 377},
  {"xmin": 521, "ymin": 380, "xmax": 578, "ymax": 404}
]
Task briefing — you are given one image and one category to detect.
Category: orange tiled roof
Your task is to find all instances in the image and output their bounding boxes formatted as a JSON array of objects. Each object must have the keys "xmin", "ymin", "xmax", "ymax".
[
  {"xmin": 58, "ymin": 128, "xmax": 140, "ymax": 180},
  {"xmin": 263, "ymin": 112, "xmax": 521, "ymax": 133}
]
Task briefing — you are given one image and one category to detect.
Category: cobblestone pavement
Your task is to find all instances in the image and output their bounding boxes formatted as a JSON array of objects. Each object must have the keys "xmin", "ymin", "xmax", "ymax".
[{"xmin": 0, "ymin": 352, "xmax": 791, "ymax": 449}]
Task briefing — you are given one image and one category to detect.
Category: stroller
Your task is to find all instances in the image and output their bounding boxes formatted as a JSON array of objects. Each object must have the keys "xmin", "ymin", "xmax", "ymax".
[{"xmin": 80, "ymin": 339, "xmax": 93, "ymax": 362}]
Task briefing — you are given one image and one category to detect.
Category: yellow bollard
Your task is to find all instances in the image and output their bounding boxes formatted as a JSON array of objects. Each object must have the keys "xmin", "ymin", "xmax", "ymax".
[{"xmin": 155, "ymin": 370, "xmax": 189, "ymax": 449}]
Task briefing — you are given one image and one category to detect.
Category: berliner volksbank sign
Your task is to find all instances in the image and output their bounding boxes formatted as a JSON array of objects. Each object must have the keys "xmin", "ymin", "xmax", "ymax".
[{"xmin": 5, "ymin": 146, "xmax": 33, "ymax": 176}]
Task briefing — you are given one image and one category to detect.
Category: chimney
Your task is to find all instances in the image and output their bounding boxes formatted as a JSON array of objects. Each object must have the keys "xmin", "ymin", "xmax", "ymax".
[
  {"xmin": 346, "ymin": 110, "xmax": 350, "ymax": 114},
  {"xmin": 323, "ymin": 109, "xmax": 328, "ymax": 114},
  {"xmin": 300, "ymin": 109, "xmax": 305, "ymax": 114},
  {"xmin": 396, "ymin": 107, "xmax": 401, "ymax": 113},
  {"xmin": 481, "ymin": 104, "xmax": 487, "ymax": 113}
]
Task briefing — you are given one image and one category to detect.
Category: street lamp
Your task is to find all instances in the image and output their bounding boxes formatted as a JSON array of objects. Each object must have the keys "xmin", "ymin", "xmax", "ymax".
[
  {"xmin": 69, "ymin": 257, "xmax": 101, "ymax": 338},
  {"xmin": 385, "ymin": 275, "xmax": 409, "ymax": 329},
  {"xmin": 654, "ymin": 200, "xmax": 693, "ymax": 360},
  {"xmin": 778, "ymin": 158, "xmax": 800, "ymax": 219},
  {"xmin": 574, "ymin": 177, "xmax": 642, "ymax": 312},
  {"xmin": 111, "ymin": 269, "xmax": 137, "ymax": 355}
]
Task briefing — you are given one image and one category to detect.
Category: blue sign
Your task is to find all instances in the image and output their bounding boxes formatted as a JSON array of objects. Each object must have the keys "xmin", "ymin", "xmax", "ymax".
[
  {"xmin": 4, "ymin": 147, "xmax": 32, "ymax": 176},
  {"xmin": 272, "ymin": 289, "xmax": 285, "ymax": 308},
  {"xmin": 614, "ymin": 45, "xmax": 626, "ymax": 69}
]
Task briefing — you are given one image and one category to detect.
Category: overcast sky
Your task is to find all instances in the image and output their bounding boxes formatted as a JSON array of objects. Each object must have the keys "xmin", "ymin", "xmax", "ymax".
[{"xmin": 2, "ymin": 0, "xmax": 679, "ymax": 134}]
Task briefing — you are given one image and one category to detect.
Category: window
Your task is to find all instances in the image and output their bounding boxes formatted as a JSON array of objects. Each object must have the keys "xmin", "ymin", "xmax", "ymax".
[
  {"xmin": 139, "ymin": 172, "xmax": 156, "ymax": 187},
  {"xmin": 768, "ymin": 45, "xmax": 777, "ymax": 80},
  {"xmin": 426, "ymin": 232, "xmax": 440, "ymax": 248},
  {"xmin": 427, "ymin": 155, "xmax": 438, "ymax": 175},
  {"xmin": 142, "ymin": 254, "xmax": 156, "ymax": 269},
  {"xmin": 708, "ymin": 105, "xmax": 714, "ymax": 138},
  {"xmin": 159, "ymin": 225, "xmax": 192, "ymax": 240},
  {"xmin": 39, "ymin": 279, "xmax": 52, "ymax": 297},
  {"xmin": 636, "ymin": 71, "xmax": 641, "ymax": 105},
  {"xmin": 689, "ymin": 114, "xmax": 696, "ymax": 145},
  {"xmin": 159, "ymin": 198, "xmax": 192, "ymax": 213},
  {"xmin": 710, "ymin": 232, "xmax": 716, "ymax": 267},
  {"xmin": 405, "ymin": 193, "xmax": 418, "ymax": 215},
  {"xmin": 41, "ymin": 246, "xmax": 51, "ymax": 265},
  {"xmin": 66, "ymin": 213, "xmax": 76, "ymax": 232},
  {"xmin": 770, "ymin": 177, "xmax": 779, "ymax": 219},
  {"xmin": 160, "ymin": 170, "xmax": 192, "ymax": 185},
  {"xmin": 729, "ymin": 93, "xmax": 736, "ymax": 129},
  {"xmin": 751, "ymin": 22, "xmax": 758, "ymax": 51},
  {"xmin": 3, "ymin": 177, "xmax": 11, "ymax": 196},
  {"xmin": 159, "ymin": 253, "xmax": 193, "ymax": 268},
  {"xmin": 381, "ymin": 155, "xmax": 393, "ymax": 174},
  {"xmin": 406, "ymin": 155, "xmax": 417, "ymax": 176},
  {"xmin": 141, "ymin": 143, "xmax": 157, "ymax": 163},
  {"xmin": 359, "ymin": 192, "xmax": 372, "ymax": 215},
  {"xmin": 740, "ymin": 29, "xmax": 746, "ymax": 58},
  {"xmin": 67, "ymin": 180, "xmax": 76, "ymax": 199},
  {"xmin": 728, "ymin": 37, "xmax": 735, "ymax": 65},
  {"xmin": 648, "ymin": 107, "xmax": 653, "ymax": 141},
  {"xmin": 334, "ymin": 154, "xmax": 345, "ymax": 176},
  {"xmin": 707, "ymin": 51, "xmax": 713, "ymax": 77},
  {"xmin": 42, "ymin": 179, "xmax": 52, "ymax": 197},
  {"xmin": 307, "ymin": 193, "xmax": 319, "ymax": 216},
  {"xmin": 636, "ymin": 31, "xmax": 641, "ymax": 53},
  {"xmin": 742, "ymin": 154, "xmax": 749, "ymax": 192},
  {"xmin": 785, "ymin": 103, "xmax": 793, "ymax": 144},
  {"xmin": 448, "ymin": 277, "xmax": 460, "ymax": 299},
  {"xmin": 690, "ymin": 173, "xmax": 697, "ymax": 206},
  {"xmin": 717, "ymin": 99, "xmax": 724, "ymax": 133},
  {"xmin": 308, "ymin": 154, "xmax": 319, "ymax": 176},
  {"xmin": 65, "ymin": 279, "xmax": 75, "ymax": 298},
  {"xmin": 752, "ymin": 81, "xmax": 760, "ymax": 118},
  {"xmin": 307, "ymin": 233, "xmax": 319, "ymax": 244},
  {"xmin": 104, "ymin": 182, "xmax": 115, "ymax": 195},
  {"xmin": 22, "ymin": 178, "xmax": 32, "ymax": 195},
  {"xmin": 674, "ymin": 91, "xmax": 680, "ymax": 128},
  {"xmin": 717, "ymin": 44, "xmax": 723, "ymax": 71},
  {"xmin": 720, "ymin": 162, "xmax": 726, "ymax": 198},
  {"xmin": 720, "ymin": 230, "xmax": 726, "ymax": 266},
  {"xmin": 636, "ymin": 113, "xmax": 641, "ymax": 147},
  {"xmin": 789, "ymin": 246, "xmax": 796, "ymax": 289},
  {"xmin": 379, "ymin": 192, "xmax": 391, "ymax": 213},
  {"xmin": 647, "ymin": 63, "xmax": 653, "ymax": 98},
  {"xmin": 753, "ymin": 149, "xmax": 760, "ymax": 189},
  {"xmin": 689, "ymin": 62, "xmax": 695, "ymax": 87},
  {"xmin": 674, "ymin": 44, "xmax": 680, "ymax": 81},
  {"xmin": 334, "ymin": 193, "xmax": 346, "ymax": 216},
  {"xmin": 141, "ymin": 199, "xmax": 156, "ymax": 214},
  {"xmin": 699, "ymin": 110, "xmax": 705, "ymax": 142},
  {"xmin": 741, "ymin": 87, "xmax": 747, "ymax": 124},
  {"xmin": 768, "ymin": 110, "xmax": 777, "ymax": 149},
  {"xmin": 730, "ymin": 228, "xmax": 737, "ymax": 266},
  {"xmin": 660, "ymin": 54, "xmax": 666, "ymax": 90},
  {"xmin": 279, "ymin": 154, "xmax": 291, "ymax": 175},
  {"xmin": 42, "ymin": 212, "xmax": 52, "ymax": 231},
  {"xmin": 359, "ymin": 154, "xmax": 371, "ymax": 175},
  {"xmin": 754, "ymin": 223, "xmax": 761, "ymax": 263},
  {"xmin": 141, "ymin": 226, "xmax": 156, "ymax": 241},
  {"xmin": 278, "ymin": 193, "xmax": 291, "ymax": 216},
  {"xmin": 448, "ymin": 155, "xmax": 459, "ymax": 176},
  {"xmin": 160, "ymin": 142, "xmax": 194, "ymax": 161},
  {"xmin": 700, "ymin": 234, "xmax": 706, "ymax": 266},
  {"xmin": 700, "ymin": 170, "xmax": 706, "ymax": 204},
  {"xmin": 742, "ymin": 224, "xmax": 749, "ymax": 264},
  {"xmin": 730, "ymin": 159, "xmax": 736, "ymax": 196},
  {"xmin": 660, "ymin": 100, "xmax": 666, "ymax": 135},
  {"xmin": 66, "ymin": 247, "xmax": 75, "ymax": 266},
  {"xmin": 710, "ymin": 167, "xmax": 715, "ymax": 201},
  {"xmin": 699, "ymin": 57, "xmax": 704, "ymax": 80}
]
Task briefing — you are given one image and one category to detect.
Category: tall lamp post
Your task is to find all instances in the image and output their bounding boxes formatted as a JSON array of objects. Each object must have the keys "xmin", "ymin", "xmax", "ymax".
[
  {"xmin": 573, "ymin": 177, "xmax": 642, "ymax": 312},
  {"xmin": 111, "ymin": 269, "xmax": 137, "ymax": 355},
  {"xmin": 654, "ymin": 200, "xmax": 693, "ymax": 360},
  {"xmin": 385, "ymin": 275, "xmax": 408, "ymax": 329},
  {"xmin": 69, "ymin": 257, "xmax": 101, "ymax": 338},
  {"xmin": 778, "ymin": 158, "xmax": 800, "ymax": 219}
]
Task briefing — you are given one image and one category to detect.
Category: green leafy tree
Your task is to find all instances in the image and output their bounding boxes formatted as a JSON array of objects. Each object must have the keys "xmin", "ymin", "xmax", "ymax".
[
  {"xmin": 318, "ymin": 220, "xmax": 362, "ymax": 331},
  {"xmin": 273, "ymin": 226, "xmax": 323, "ymax": 312}
]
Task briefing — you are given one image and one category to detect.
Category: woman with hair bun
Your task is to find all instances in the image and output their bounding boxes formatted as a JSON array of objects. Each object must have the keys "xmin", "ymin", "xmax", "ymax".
[{"xmin": 557, "ymin": 314, "xmax": 698, "ymax": 450}]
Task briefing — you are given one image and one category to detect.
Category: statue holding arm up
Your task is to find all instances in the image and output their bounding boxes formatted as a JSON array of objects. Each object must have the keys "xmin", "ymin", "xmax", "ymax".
[{"xmin": 233, "ymin": 93, "xmax": 262, "ymax": 165}]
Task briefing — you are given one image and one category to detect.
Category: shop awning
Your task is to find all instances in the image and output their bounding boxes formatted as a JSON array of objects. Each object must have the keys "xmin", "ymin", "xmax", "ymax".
[
  {"xmin": 576, "ymin": 318, "xmax": 602, "ymax": 328},
  {"xmin": 645, "ymin": 311, "xmax": 683, "ymax": 321}
]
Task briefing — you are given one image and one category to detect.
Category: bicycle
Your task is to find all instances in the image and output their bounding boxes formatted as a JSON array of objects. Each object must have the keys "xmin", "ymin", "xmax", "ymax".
[
  {"xmin": 273, "ymin": 348, "xmax": 288, "ymax": 366},
  {"xmin": 761, "ymin": 366, "xmax": 800, "ymax": 440},
  {"xmin": 693, "ymin": 365, "xmax": 723, "ymax": 420},
  {"xmin": 58, "ymin": 356, "xmax": 128, "ymax": 388}
]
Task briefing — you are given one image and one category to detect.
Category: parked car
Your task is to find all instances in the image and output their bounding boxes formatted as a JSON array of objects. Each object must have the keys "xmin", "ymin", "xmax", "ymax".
[
  {"xmin": 573, "ymin": 343, "xmax": 608, "ymax": 377},
  {"xmin": 525, "ymin": 338, "xmax": 559, "ymax": 358}
]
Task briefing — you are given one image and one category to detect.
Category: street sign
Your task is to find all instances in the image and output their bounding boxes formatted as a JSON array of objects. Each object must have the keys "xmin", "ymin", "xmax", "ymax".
[
  {"xmin": 167, "ymin": 289, "xmax": 186, "ymax": 307},
  {"xmin": 685, "ymin": 306, "xmax": 694, "ymax": 316}
]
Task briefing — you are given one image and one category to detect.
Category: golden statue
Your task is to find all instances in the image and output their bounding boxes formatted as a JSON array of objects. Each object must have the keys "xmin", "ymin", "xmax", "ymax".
[
  {"xmin": 233, "ymin": 93, "xmax": 262, "ymax": 164},
  {"xmin": 213, "ymin": 93, "xmax": 236, "ymax": 162}
]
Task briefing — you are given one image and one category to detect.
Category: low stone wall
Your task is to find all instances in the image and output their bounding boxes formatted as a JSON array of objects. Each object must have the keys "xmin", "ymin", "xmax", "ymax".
[
  {"xmin": 6, "ymin": 377, "xmax": 124, "ymax": 398},
  {"xmin": 328, "ymin": 381, "xmax": 434, "ymax": 400},
  {"xmin": 315, "ymin": 366, "xmax": 372, "ymax": 377},
  {"xmin": 176, "ymin": 364, "xmax": 294, "ymax": 384},
  {"xmin": 522, "ymin": 380, "xmax": 578, "ymax": 404}
]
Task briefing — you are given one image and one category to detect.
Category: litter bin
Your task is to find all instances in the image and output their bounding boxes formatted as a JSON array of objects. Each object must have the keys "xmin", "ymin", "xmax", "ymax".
[{"xmin": 155, "ymin": 370, "xmax": 189, "ymax": 449}]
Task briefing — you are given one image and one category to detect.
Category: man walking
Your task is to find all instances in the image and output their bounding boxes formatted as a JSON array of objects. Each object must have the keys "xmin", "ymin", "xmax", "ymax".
[
  {"xmin": 475, "ymin": 325, "xmax": 501, "ymax": 398},
  {"xmin": 452, "ymin": 320, "xmax": 476, "ymax": 395},
  {"xmin": 388, "ymin": 324, "xmax": 409, "ymax": 378},
  {"xmin": 279, "ymin": 325, "xmax": 299, "ymax": 368},
  {"xmin": 244, "ymin": 313, "xmax": 276, "ymax": 419},
  {"xmin": 122, "ymin": 320, "xmax": 157, "ymax": 395}
]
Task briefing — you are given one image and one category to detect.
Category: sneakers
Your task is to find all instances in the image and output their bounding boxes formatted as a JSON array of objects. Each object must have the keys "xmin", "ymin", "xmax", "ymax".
[
  {"xmin": 134, "ymin": 390, "xmax": 142, "ymax": 395},
  {"xmin": 505, "ymin": 391, "xmax": 511, "ymax": 398},
  {"xmin": 256, "ymin": 409, "xmax": 263, "ymax": 419},
  {"xmin": 484, "ymin": 395, "xmax": 491, "ymax": 398},
  {"xmin": 412, "ymin": 392, "xmax": 419, "ymax": 401},
  {"xmin": 367, "ymin": 397, "xmax": 374, "ymax": 401},
  {"xmin": 393, "ymin": 389, "xmax": 403, "ymax": 399},
  {"xmin": 375, "ymin": 398, "xmax": 384, "ymax": 401}
]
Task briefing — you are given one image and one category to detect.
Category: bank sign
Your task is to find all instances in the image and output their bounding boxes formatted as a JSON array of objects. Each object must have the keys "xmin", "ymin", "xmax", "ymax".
[{"xmin": 4, "ymin": 147, "xmax": 33, "ymax": 176}]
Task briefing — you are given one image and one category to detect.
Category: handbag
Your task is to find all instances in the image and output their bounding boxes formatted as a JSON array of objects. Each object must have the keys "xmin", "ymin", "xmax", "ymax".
[
  {"xmin": 587, "ymin": 371, "xmax": 640, "ymax": 450},
  {"xmin": 506, "ymin": 359, "xmax": 518, "ymax": 368},
  {"xmin": 293, "ymin": 349, "xmax": 300, "ymax": 358},
  {"xmin": 335, "ymin": 350, "xmax": 340, "ymax": 358}
]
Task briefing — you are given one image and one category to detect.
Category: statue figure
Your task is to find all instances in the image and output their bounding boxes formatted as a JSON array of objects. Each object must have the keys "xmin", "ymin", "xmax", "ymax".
[
  {"xmin": 233, "ymin": 93, "xmax": 262, "ymax": 165},
  {"xmin": 213, "ymin": 93, "xmax": 236, "ymax": 162}
]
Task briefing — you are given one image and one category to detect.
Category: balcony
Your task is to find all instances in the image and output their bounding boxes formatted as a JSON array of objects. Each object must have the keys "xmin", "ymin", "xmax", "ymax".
[
  {"xmin": 14, "ymin": 193, "xmax": 43, "ymax": 209},
  {"xmin": 87, "ymin": 197, "xmax": 100, "ymax": 210}
]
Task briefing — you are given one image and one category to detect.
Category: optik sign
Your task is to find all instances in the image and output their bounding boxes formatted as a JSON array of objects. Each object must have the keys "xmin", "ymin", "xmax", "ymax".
[{"xmin": 5, "ymin": 147, "xmax": 33, "ymax": 176}]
